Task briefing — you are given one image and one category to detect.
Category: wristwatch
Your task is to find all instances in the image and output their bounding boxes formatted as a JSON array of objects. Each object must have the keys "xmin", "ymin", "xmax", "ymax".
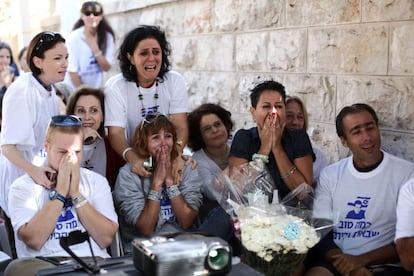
[{"xmin": 49, "ymin": 190, "xmax": 66, "ymax": 204}]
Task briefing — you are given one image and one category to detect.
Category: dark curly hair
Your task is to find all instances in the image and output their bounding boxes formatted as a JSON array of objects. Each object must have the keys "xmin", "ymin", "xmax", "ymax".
[
  {"xmin": 188, "ymin": 103, "xmax": 233, "ymax": 151},
  {"xmin": 118, "ymin": 25, "xmax": 171, "ymax": 83}
]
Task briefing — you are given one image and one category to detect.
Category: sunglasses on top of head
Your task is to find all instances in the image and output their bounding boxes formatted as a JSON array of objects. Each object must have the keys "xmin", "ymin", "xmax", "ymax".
[
  {"xmin": 50, "ymin": 115, "xmax": 82, "ymax": 127},
  {"xmin": 34, "ymin": 32, "xmax": 63, "ymax": 52}
]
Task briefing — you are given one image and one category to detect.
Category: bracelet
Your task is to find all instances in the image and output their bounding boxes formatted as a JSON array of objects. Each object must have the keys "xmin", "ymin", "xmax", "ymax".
[
  {"xmin": 252, "ymin": 153, "xmax": 269, "ymax": 163},
  {"xmin": 147, "ymin": 190, "xmax": 161, "ymax": 202},
  {"xmin": 94, "ymin": 50, "xmax": 102, "ymax": 58},
  {"xmin": 281, "ymin": 166, "xmax": 297, "ymax": 179},
  {"xmin": 122, "ymin": 147, "xmax": 133, "ymax": 161},
  {"xmin": 166, "ymin": 185, "xmax": 181, "ymax": 199},
  {"xmin": 72, "ymin": 194, "xmax": 88, "ymax": 208}
]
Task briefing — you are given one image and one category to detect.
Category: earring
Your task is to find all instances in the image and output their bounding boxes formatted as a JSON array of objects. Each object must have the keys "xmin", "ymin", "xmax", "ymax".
[{"xmin": 129, "ymin": 64, "xmax": 134, "ymax": 73}]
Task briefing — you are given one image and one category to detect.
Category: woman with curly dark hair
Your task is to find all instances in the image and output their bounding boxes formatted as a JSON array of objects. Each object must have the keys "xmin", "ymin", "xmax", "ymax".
[
  {"xmin": 104, "ymin": 25, "xmax": 189, "ymax": 181},
  {"xmin": 65, "ymin": 1, "xmax": 115, "ymax": 90},
  {"xmin": 187, "ymin": 103, "xmax": 240, "ymax": 253}
]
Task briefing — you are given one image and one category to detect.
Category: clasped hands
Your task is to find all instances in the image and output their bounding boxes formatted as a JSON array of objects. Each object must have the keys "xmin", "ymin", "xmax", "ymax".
[
  {"xmin": 258, "ymin": 111, "xmax": 285, "ymax": 154},
  {"xmin": 40, "ymin": 150, "xmax": 81, "ymax": 199}
]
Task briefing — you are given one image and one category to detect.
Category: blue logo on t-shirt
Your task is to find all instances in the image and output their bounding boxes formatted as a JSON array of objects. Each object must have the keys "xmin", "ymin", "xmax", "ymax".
[{"xmin": 346, "ymin": 197, "xmax": 370, "ymax": 219}]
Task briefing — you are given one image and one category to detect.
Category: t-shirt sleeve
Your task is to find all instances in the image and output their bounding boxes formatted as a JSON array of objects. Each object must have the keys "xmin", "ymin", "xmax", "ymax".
[
  {"xmin": 1, "ymin": 83, "xmax": 36, "ymax": 148},
  {"xmin": 180, "ymin": 166, "xmax": 203, "ymax": 211},
  {"xmin": 113, "ymin": 166, "xmax": 145, "ymax": 226},
  {"xmin": 292, "ymin": 129, "xmax": 315, "ymax": 161},
  {"xmin": 229, "ymin": 129, "xmax": 253, "ymax": 161},
  {"xmin": 104, "ymin": 77, "xmax": 127, "ymax": 129},
  {"xmin": 168, "ymin": 72, "xmax": 188, "ymax": 114},
  {"xmin": 313, "ymin": 167, "xmax": 334, "ymax": 220},
  {"xmin": 104, "ymin": 33, "xmax": 115, "ymax": 66},
  {"xmin": 66, "ymin": 33, "xmax": 79, "ymax": 73},
  {"xmin": 395, "ymin": 179, "xmax": 414, "ymax": 241}
]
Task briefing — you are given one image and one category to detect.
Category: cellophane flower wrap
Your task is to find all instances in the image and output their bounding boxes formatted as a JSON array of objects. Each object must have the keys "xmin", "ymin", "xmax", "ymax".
[{"xmin": 211, "ymin": 160, "xmax": 335, "ymax": 276}]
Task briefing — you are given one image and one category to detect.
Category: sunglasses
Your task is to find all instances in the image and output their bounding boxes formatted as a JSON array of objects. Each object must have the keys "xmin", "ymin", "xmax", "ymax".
[
  {"xmin": 139, "ymin": 113, "xmax": 164, "ymax": 131},
  {"xmin": 34, "ymin": 32, "xmax": 63, "ymax": 52},
  {"xmin": 50, "ymin": 115, "xmax": 82, "ymax": 127},
  {"xmin": 83, "ymin": 11, "xmax": 102, "ymax": 16}
]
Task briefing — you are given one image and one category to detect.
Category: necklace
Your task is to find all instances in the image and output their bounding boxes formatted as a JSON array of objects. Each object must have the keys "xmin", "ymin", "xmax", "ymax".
[
  {"xmin": 83, "ymin": 142, "xmax": 97, "ymax": 170},
  {"xmin": 137, "ymin": 80, "xmax": 159, "ymax": 117}
]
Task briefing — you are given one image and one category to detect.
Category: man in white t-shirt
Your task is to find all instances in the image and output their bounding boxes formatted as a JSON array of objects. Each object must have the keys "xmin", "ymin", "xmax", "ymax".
[
  {"xmin": 5, "ymin": 115, "xmax": 118, "ymax": 275},
  {"xmin": 395, "ymin": 178, "xmax": 414, "ymax": 274},
  {"xmin": 306, "ymin": 103, "xmax": 414, "ymax": 276}
]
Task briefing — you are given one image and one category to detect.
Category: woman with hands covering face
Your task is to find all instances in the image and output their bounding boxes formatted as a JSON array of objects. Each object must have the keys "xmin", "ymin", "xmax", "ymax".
[
  {"xmin": 229, "ymin": 80, "xmax": 315, "ymax": 200},
  {"xmin": 113, "ymin": 114, "xmax": 202, "ymax": 254},
  {"xmin": 104, "ymin": 25, "xmax": 189, "ymax": 183}
]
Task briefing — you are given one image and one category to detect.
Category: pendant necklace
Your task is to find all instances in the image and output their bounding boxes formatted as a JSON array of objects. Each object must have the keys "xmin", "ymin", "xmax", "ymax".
[{"xmin": 137, "ymin": 80, "xmax": 159, "ymax": 118}]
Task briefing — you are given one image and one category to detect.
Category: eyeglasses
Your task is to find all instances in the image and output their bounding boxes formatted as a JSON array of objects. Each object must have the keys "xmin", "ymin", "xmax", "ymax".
[
  {"xmin": 50, "ymin": 115, "xmax": 82, "ymax": 127},
  {"xmin": 84, "ymin": 11, "xmax": 102, "ymax": 16},
  {"xmin": 34, "ymin": 32, "xmax": 62, "ymax": 52},
  {"xmin": 201, "ymin": 120, "xmax": 224, "ymax": 135},
  {"xmin": 139, "ymin": 113, "xmax": 164, "ymax": 131}
]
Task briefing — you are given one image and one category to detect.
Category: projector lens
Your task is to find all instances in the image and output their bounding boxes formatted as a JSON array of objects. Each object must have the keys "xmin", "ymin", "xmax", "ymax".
[{"xmin": 207, "ymin": 246, "xmax": 230, "ymax": 270}]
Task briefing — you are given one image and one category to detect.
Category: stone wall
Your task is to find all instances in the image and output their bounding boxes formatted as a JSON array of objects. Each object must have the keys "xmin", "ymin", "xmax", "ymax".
[{"xmin": 3, "ymin": 0, "xmax": 414, "ymax": 163}]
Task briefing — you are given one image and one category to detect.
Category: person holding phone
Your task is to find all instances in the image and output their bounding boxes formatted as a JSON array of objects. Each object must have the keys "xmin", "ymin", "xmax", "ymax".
[{"xmin": 114, "ymin": 114, "xmax": 202, "ymax": 254}]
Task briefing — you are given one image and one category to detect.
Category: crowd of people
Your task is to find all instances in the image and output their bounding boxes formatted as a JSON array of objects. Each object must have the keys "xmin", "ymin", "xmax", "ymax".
[{"xmin": 0, "ymin": 1, "xmax": 413, "ymax": 275}]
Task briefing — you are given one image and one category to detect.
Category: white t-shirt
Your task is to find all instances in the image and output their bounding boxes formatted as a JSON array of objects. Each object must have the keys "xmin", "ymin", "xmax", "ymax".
[
  {"xmin": 0, "ymin": 73, "xmax": 59, "ymax": 214},
  {"xmin": 65, "ymin": 27, "xmax": 115, "ymax": 91},
  {"xmin": 314, "ymin": 151, "xmax": 414, "ymax": 256},
  {"xmin": 396, "ymin": 178, "xmax": 414, "ymax": 241},
  {"xmin": 8, "ymin": 168, "xmax": 118, "ymax": 258},
  {"xmin": 104, "ymin": 71, "xmax": 188, "ymax": 144},
  {"xmin": 395, "ymin": 178, "xmax": 414, "ymax": 274},
  {"xmin": 312, "ymin": 146, "xmax": 328, "ymax": 184}
]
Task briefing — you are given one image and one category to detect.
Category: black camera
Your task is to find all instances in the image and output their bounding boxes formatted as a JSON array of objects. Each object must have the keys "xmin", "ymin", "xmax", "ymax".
[{"xmin": 132, "ymin": 233, "xmax": 232, "ymax": 276}]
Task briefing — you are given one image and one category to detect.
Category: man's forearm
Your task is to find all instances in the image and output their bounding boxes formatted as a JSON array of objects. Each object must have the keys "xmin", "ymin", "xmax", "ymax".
[
  {"xmin": 357, "ymin": 243, "xmax": 399, "ymax": 267},
  {"xmin": 396, "ymin": 238, "xmax": 414, "ymax": 270}
]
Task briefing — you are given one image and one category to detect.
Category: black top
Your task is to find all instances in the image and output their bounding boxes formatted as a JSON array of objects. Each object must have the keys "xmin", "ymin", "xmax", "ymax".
[{"xmin": 230, "ymin": 127, "xmax": 315, "ymax": 199}]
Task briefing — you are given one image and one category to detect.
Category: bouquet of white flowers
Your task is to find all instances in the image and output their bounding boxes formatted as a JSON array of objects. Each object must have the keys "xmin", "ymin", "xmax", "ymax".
[{"xmin": 211, "ymin": 160, "xmax": 335, "ymax": 276}]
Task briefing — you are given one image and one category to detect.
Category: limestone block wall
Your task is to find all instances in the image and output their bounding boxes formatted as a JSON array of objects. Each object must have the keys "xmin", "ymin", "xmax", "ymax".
[
  {"xmin": 2, "ymin": 0, "xmax": 413, "ymax": 163},
  {"xmin": 103, "ymin": 0, "xmax": 414, "ymax": 163}
]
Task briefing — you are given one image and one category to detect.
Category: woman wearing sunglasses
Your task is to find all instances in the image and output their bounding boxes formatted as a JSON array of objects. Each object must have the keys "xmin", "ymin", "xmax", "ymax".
[
  {"xmin": 65, "ymin": 1, "xmax": 115, "ymax": 90},
  {"xmin": 104, "ymin": 25, "xmax": 188, "ymax": 181},
  {"xmin": 113, "ymin": 114, "xmax": 202, "ymax": 254},
  {"xmin": 0, "ymin": 31, "xmax": 68, "ymax": 215}
]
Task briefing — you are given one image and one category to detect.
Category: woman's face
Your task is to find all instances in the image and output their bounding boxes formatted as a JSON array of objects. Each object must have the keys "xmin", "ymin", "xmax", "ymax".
[
  {"xmin": 285, "ymin": 101, "xmax": 305, "ymax": 130},
  {"xmin": 147, "ymin": 128, "xmax": 174, "ymax": 157},
  {"xmin": 0, "ymin": 48, "xmax": 11, "ymax": 71},
  {"xmin": 35, "ymin": 42, "xmax": 68, "ymax": 85},
  {"xmin": 250, "ymin": 90, "xmax": 286, "ymax": 128},
  {"xmin": 19, "ymin": 49, "xmax": 30, "ymax": 73},
  {"xmin": 81, "ymin": 5, "xmax": 103, "ymax": 29},
  {"xmin": 74, "ymin": 95, "xmax": 103, "ymax": 131},
  {"xmin": 129, "ymin": 38, "xmax": 162, "ymax": 88},
  {"xmin": 200, "ymin": 113, "xmax": 228, "ymax": 149}
]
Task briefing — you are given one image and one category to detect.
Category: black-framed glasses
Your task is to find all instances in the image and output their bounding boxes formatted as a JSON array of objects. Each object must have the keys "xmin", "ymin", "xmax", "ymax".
[
  {"xmin": 84, "ymin": 10, "xmax": 102, "ymax": 16},
  {"xmin": 34, "ymin": 32, "xmax": 62, "ymax": 52},
  {"xmin": 50, "ymin": 115, "xmax": 82, "ymax": 127}
]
